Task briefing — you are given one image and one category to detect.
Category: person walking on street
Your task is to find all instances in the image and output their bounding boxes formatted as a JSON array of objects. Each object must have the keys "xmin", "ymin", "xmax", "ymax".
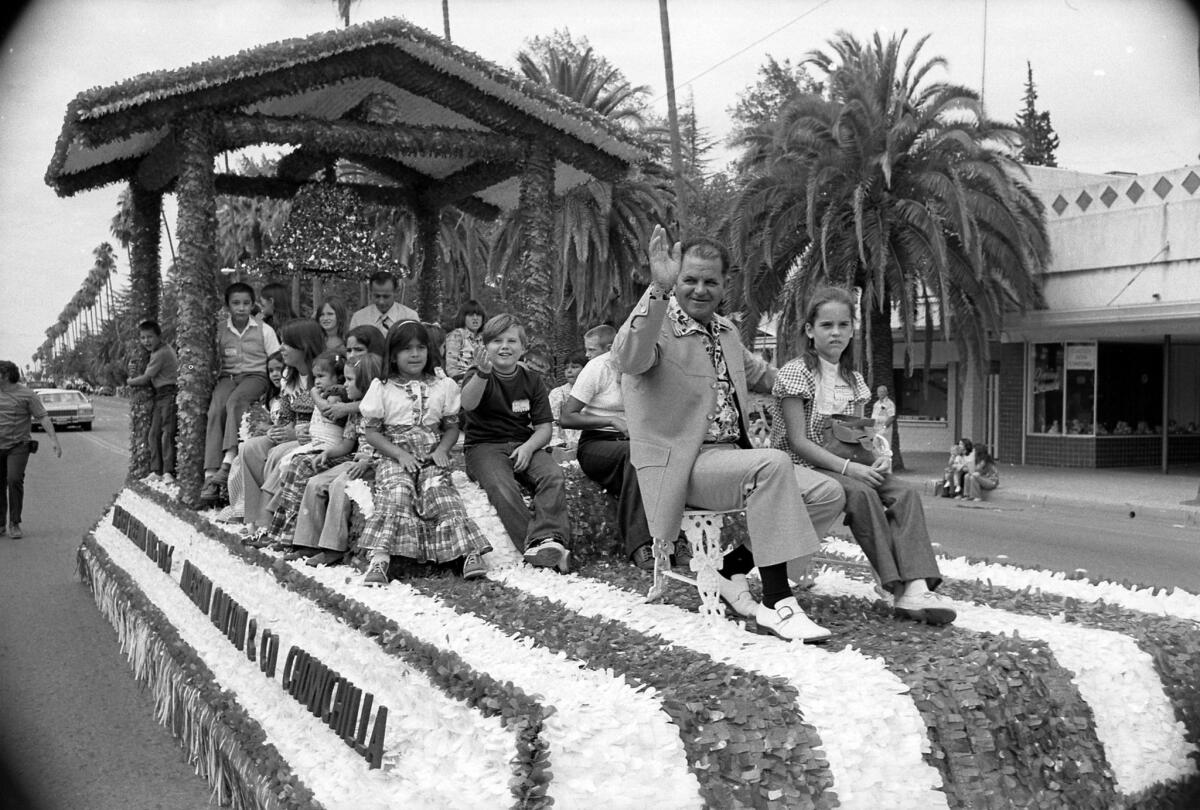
[{"xmin": 0, "ymin": 360, "xmax": 62, "ymax": 538}]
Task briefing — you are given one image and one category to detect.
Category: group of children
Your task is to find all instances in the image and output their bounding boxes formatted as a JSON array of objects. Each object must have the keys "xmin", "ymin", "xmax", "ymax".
[{"xmin": 940, "ymin": 438, "xmax": 1000, "ymax": 501}]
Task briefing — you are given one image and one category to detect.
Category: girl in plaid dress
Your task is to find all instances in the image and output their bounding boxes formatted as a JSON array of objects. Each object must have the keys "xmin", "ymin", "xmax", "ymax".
[
  {"xmin": 770, "ymin": 286, "xmax": 956, "ymax": 626},
  {"xmin": 358, "ymin": 321, "xmax": 491, "ymax": 586}
]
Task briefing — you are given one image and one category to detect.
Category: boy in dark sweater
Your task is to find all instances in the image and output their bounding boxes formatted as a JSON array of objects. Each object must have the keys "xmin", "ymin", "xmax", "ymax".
[{"xmin": 460, "ymin": 314, "xmax": 570, "ymax": 572}]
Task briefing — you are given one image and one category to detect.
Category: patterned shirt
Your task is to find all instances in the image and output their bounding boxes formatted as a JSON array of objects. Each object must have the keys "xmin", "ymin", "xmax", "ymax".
[
  {"xmin": 769, "ymin": 358, "xmax": 871, "ymax": 467},
  {"xmin": 667, "ymin": 298, "xmax": 741, "ymax": 444}
]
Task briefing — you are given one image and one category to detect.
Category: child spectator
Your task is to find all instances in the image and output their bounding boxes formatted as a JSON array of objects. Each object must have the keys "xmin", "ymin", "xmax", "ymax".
[
  {"xmin": 344, "ymin": 325, "xmax": 385, "ymax": 362},
  {"xmin": 358, "ymin": 321, "xmax": 492, "ymax": 586},
  {"xmin": 288, "ymin": 354, "xmax": 384, "ymax": 567},
  {"xmin": 461, "ymin": 314, "xmax": 570, "ymax": 572},
  {"xmin": 963, "ymin": 443, "xmax": 1000, "ymax": 501},
  {"xmin": 203, "ymin": 282, "xmax": 280, "ymax": 503},
  {"xmin": 548, "ymin": 350, "xmax": 585, "ymax": 452},
  {"xmin": 127, "ymin": 319, "xmax": 178, "ymax": 483},
  {"xmin": 942, "ymin": 438, "xmax": 975, "ymax": 498},
  {"xmin": 444, "ymin": 300, "xmax": 487, "ymax": 382},
  {"xmin": 316, "ymin": 297, "xmax": 348, "ymax": 351},
  {"xmin": 258, "ymin": 282, "xmax": 296, "ymax": 332}
]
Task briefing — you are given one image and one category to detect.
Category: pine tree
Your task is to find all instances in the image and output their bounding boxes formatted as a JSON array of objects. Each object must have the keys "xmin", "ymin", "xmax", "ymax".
[{"xmin": 1016, "ymin": 61, "xmax": 1060, "ymax": 167}]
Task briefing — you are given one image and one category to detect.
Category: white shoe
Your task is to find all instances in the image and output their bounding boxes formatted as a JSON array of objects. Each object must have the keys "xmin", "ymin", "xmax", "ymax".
[
  {"xmin": 754, "ymin": 597, "xmax": 831, "ymax": 643},
  {"xmin": 161, "ymin": 473, "xmax": 175, "ymax": 486},
  {"xmin": 145, "ymin": 473, "xmax": 162, "ymax": 483},
  {"xmin": 893, "ymin": 590, "xmax": 957, "ymax": 625},
  {"xmin": 717, "ymin": 573, "xmax": 758, "ymax": 617}
]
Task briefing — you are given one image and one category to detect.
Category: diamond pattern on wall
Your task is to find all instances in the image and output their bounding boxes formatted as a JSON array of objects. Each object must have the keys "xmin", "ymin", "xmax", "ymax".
[
  {"xmin": 1100, "ymin": 186, "xmax": 1118, "ymax": 207},
  {"xmin": 1052, "ymin": 194, "xmax": 1069, "ymax": 215},
  {"xmin": 1076, "ymin": 190, "xmax": 1093, "ymax": 210},
  {"xmin": 1183, "ymin": 171, "xmax": 1199, "ymax": 194},
  {"xmin": 1154, "ymin": 177, "xmax": 1173, "ymax": 198},
  {"xmin": 1126, "ymin": 181, "xmax": 1144, "ymax": 203}
]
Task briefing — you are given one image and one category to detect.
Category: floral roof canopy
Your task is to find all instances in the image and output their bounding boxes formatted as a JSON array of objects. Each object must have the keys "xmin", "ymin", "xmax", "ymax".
[{"xmin": 44, "ymin": 17, "xmax": 650, "ymax": 219}]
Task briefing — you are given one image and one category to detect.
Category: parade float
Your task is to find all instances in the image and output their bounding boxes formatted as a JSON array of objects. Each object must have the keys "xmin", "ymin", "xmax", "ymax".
[{"xmin": 49, "ymin": 18, "xmax": 1200, "ymax": 810}]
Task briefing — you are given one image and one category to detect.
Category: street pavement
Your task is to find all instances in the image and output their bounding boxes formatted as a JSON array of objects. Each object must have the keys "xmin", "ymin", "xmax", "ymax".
[{"xmin": 0, "ymin": 397, "xmax": 212, "ymax": 810}]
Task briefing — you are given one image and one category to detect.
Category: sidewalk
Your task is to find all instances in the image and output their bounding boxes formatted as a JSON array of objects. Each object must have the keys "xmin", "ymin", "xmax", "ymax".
[{"xmin": 892, "ymin": 451, "xmax": 1200, "ymax": 527}]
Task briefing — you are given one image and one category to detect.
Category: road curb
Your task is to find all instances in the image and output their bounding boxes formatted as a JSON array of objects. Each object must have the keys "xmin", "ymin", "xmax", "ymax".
[{"xmin": 900, "ymin": 476, "xmax": 1200, "ymax": 528}]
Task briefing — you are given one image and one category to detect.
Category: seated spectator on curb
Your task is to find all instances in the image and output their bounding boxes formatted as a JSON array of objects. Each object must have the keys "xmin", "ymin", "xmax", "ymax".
[
  {"xmin": 560, "ymin": 325, "xmax": 657, "ymax": 571},
  {"xmin": 963, "ymin": 443, "xmax": 999, "ymax": 501},
  {"xmin": 127, "ymin": 319, "xmax": 178, "ymax": 483},
  {"xmin": 770, "ymin": 285, "xmax": 955, "ymax": 626},
  {"xmin": 461, "ymin": 314, "xmax": 571, "ymax": 573},
  {"xmin": 548, "ymin": 350, "xmax": 585, "ymax": 454},
  {"xmin": 942, "ymin": 438, "xmax": 975, "ymax": 498},
  {"xmin": 348, "ymin": 271, "xmax": 418, "ymax": 335},
  {"xmin": 202, "ymin": 282, "xmax": 280, "ymax": 503},
  {"xmin": 611, "ymin": 225, "xmax": 833, "ymax": 643}
]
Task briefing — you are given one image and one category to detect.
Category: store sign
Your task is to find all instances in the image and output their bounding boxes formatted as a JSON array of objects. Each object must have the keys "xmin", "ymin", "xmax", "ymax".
[{"xmin": 1066, "ymin": 344, "xmax": 1097, "ymax": 370}]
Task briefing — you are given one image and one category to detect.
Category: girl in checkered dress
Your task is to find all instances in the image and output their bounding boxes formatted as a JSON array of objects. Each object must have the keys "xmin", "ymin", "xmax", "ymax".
[
  {"xmin": 358, "ymin": 321, "xmax": 491, "ymax": 586},
  {"xmin": 770, "ymin": 286, "xmax": 956, "ymax": 626}
]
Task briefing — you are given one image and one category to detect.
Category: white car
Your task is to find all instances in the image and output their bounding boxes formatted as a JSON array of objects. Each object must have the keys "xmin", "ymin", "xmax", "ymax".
[{"xmin": 34, "ymin": 388, "xmax": 94, "ymax": 431}]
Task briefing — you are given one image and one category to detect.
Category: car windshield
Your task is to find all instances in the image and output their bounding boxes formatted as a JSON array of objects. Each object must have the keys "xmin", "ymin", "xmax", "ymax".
[{"xmin": 40, "ymin": 392, "xmax": 87, "ymax": 404}]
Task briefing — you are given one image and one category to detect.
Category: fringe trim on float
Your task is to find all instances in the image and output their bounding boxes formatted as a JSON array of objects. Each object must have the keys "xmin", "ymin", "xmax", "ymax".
[{"xmin": 76, "ymin": 537, "xmax": 321, "ymax": 810}]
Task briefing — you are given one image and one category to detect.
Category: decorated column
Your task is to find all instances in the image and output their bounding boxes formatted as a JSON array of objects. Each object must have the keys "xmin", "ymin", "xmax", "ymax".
[
  {"xmin": 125, "ymin": 182, "xmax": 162, "ymax": 479},
  {"xmin": 173, "ymin": 112, "xmax": 220, "ymax": 508},
  {"xmin": 416, "ymin": 207, "xmax": 441, "ymax": 321},
  {"xmin": 514, "ymin": 144, "xmax": 555, "ymax": 348}
]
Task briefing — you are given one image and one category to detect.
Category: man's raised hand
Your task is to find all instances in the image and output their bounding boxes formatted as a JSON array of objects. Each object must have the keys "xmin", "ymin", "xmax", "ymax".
[{"xmin": 647, "ymin": 224, "xmax": 681, "ymax": 291}]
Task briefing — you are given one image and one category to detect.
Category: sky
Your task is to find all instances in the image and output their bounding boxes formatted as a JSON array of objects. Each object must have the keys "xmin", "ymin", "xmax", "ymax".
[{"xmin": 1, "ymin": 0, "xmax": 1197, "ymax": 369}]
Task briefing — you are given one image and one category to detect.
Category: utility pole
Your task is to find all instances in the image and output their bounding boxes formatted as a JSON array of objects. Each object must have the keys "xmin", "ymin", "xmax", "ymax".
[
  {"xmin": 443, "ymin": 0, "xmax": 452, "ymax": 42},
  {"xmin": 658, "ymin": 0, "xmax": 689, "ymax": 237}
]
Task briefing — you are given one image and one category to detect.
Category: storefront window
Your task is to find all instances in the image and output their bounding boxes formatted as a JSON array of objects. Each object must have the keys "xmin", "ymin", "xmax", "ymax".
[
  {"xmin": 1167, "ymin": 345, "xmax": 1200, "ymax": 434},
  {"xmin": 1064, "ymin": 343, "xmax": 1096, "ymax": 434},
  {"xmin": 1096, "ymin": 343, "xmax": 1162, "ymax": 435},
  {"xmin": 1032, "ymin": 343, "xmax": 1064, "ymax": 433},
  {"xmin": 894, "ymin": 367, "xmax": 947, "ymax": 420}
]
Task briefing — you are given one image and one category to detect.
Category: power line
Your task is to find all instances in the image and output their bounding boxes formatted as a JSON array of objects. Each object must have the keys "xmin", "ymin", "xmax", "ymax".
[{"xmin": 649, "ymin": 0, "xmax": 838, "ymax": 104}]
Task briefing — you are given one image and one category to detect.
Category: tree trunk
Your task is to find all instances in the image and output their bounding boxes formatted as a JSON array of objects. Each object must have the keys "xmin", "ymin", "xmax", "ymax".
[
  {"xmin": 416, "ymin": 207, "xmax": 442, "ymax": 322},
  {"xmin": 126, "ymin": 183, "xmax": 163, "ymax": 479},
  {"xmin": 514, "ymin": 144, "xmax": 556, "ymax": 349},
  {"xmin": 173, "ymin": 113, "xmax": 220, "ymax": 507},
  {"xmin": 868, "ymin": 290, "xmax": 904, "ymax": 471}
]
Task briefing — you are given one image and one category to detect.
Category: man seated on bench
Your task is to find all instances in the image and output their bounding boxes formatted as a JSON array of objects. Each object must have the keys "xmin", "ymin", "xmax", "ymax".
[{"xmin": 611, "ymin": 225, "xmax": 842, "ymax": 643}]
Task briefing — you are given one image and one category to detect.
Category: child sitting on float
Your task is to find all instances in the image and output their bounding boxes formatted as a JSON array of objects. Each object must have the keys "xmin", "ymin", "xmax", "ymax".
[{"xmin": 357, "ymin": 321, "xmax": 492, "ymax": 586}]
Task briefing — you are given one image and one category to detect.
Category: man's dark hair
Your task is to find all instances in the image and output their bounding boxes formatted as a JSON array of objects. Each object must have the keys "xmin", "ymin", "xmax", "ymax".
[
  {"xmin": 224, "ymin": 281, "xmax": 255, "ymax": 305},
  {"xmin": 679, "ymin": 237, "xmax": 731, "ymax": 275},
  {"xmin": 368, "ymin": 271, "xmax": 397, "ymax": 289},
  {"xmin": 0, "ymin": 360, "xmax": 19, "ymax": 383},
  {"xmin": 138, "ymin": 319, "xmax": 162, "ymax": 336}
]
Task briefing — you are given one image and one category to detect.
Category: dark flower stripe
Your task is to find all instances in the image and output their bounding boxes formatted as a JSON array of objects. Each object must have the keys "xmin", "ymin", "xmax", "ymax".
[
  {"xmin": 125, "ymin": 482, "xmax": 552, "ymax": 810},
  {"xmin": 78, "ymin": 535, "xmax": 321, "ymax": 810},
  {"xmin": 404, "ymin": 574, "xmax": 835, "ymax": 810},
  {"xmin": 578, "ymin": 560, "xmax": 1119, "ymax": 810}
]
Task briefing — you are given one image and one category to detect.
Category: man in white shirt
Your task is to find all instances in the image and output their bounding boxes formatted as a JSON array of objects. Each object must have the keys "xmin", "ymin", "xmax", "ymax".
[
  {"xmin": 871, "ymin": 385, "xmax": 896, "ymax": 436},
  {"xmin": 348, "ymin": 271, "xmax": 419, "ymax": 335}
]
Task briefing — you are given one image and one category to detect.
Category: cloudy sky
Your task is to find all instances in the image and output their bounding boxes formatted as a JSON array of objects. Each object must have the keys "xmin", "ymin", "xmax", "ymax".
[{"xmin": 1, "ymin": 0, "xmax": 1197, "ymax": 367}]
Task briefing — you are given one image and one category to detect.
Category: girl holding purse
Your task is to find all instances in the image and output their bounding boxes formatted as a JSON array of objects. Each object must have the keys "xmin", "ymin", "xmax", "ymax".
[{"xmin": 769, "ymin": 286, "xmax": 955, "ymax": 626}]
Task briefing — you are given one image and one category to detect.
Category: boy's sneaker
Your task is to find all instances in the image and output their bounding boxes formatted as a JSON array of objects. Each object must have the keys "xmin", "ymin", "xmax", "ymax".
[
  {"xmin": 161, "ymin": 473, "xmax": 175, "ymax": 486},
  {"xmin": 9, "ymin": 524, "xmax": 23, "ymax": 539},
  {"xmin": 362, "ymin": 559, "xmax": 390, "ymax": 587},
  {"xmin": 461, "ymin": 551, "xmax": 486, "ymax": 580},
  {"xmin": 200, "ymin": 478, "xmax": 221, "ymax": 502},
  {"xmin": 145, "ymin": 473, "xmax": 162, "ymax": 483},
  {"xmin": 524, "ymin": 538, "xmax": 569, "ymax": 573},
  {"xmin": 672, "ymin": 535, "xmax": 694, "ymax": 570},
  {"xmin": 893, "ymin": 591, "xmax": 957, "ymax": 625}
]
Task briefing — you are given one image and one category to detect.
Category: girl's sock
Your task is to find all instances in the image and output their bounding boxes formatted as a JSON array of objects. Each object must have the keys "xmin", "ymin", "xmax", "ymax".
[
  {"xmin": 758, "ymin": 563, "xmax": 793, "ymax": 609},
  {"xmin": 718, "ymin": 545, "xmax": 755, "ymax": 578},
  {"xmin": 903, "ymin": 578, "xmax": 930, "ymax": 598}
]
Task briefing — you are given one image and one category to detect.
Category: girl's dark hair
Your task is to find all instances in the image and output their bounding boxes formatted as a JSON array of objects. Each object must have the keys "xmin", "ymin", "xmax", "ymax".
[
  {"xmin": 959, "ymin": 437, "xmax": 975, "ymax": 455},
  {"xmin": 345, "ymin": 325, "xmax": 385, "ymax": 358},
  {"xmin": 452, "ymin": 299, "xmax": 488, "ymax": 331},
  {"xmin": 311, "ymin": 350, "xmax": 347, "ymax": 382},
  {"xmin": 315, "ymin": 297, "xmax": 348, "ymax": 338},
  {"xmin": 800, "ymin": 286, "xmax": 858, "ymax": 387},
  {"xmin": 423, "ymin": 322, "xmax": 447, "ymax": 366},
  {"xmin": 974, "ymin": 443, "xmax": 994, "ymax": 466},
  {"xmin": 346, "ymin": 353, "xmax": 383, "ymax": 397},
  {"xmin": 278, "ymin": 320, "xmax": 327, "ymax": 383},
  {"xmin": 0, "ymin": 360, "xmax": 19, "ymax": 383},
  {"xmin": 264, "ymin": 351, "xmax": 285, "ymax": 397},
  {"xmin": 383, "ymin": 320, "xmax": 439, "ymax": 380},
  {"xmin": 260, "ymin": 282, "xmax": 296, "ymax": 325},
  {"xmin": 224, "ymin": 281, "xmax": 255, "ymax": 306},
  {"xmin": 566, "ymin": 350, "xmax": 587, "ymax": 367}
]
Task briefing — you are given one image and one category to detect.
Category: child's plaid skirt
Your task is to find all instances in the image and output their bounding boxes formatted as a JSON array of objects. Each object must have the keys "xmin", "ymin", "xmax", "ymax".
[
  {"xmin": 266, "ymin": 448, "xmax": 349, "ymax": 543},
  {"xmin": 357, "ymin": 425, "xmax": 490, "ymax": 563}
]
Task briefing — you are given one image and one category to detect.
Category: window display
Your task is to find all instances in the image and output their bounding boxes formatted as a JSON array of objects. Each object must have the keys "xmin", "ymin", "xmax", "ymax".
[{"xmin": 1032, "ymin": 343, "xmax": 1063, "ymax": 434}]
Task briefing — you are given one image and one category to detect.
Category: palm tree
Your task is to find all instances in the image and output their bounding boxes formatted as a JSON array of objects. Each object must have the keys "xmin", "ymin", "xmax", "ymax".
[
  {"xmin": 728, "ymin": 30, "xmax": 1049, "ymax": 461},
  {"xmin": 501, "ymin": 34, "xmax": 673, "ymax": 357}
]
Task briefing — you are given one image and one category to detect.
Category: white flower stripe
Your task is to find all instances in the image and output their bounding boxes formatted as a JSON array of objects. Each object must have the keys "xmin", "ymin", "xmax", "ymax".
[
  {"xmin": 113, "ymin": 490, "xmax": 515, "ymax": 809},
  {"xmin": 296, "ymin": 561, "xmax": 703, "ymax": 810},
  {"xmin": 821, "ymin": 537, "xmax": 1200, "ymax": 623},
  {"xmin": 813, "ymin": 567, "xmax": 1199, "ymax": 794}
]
